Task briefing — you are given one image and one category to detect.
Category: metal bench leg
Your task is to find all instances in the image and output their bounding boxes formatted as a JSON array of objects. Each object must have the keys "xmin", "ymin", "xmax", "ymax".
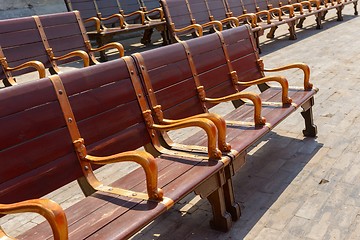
[{"xmin": 301, "ymin": 97, "xmax": 317, "ymax": 137}]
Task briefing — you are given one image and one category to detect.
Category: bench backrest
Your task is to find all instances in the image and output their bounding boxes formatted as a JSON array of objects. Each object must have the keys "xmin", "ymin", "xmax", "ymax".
[
  {"xmin": 141, "ymin": 0, "xmax": 163, "ymax": 19},
  {"xmin": 38, "ymin": 11, "xmax": 96, "ymax": 65},
  {"xmin": 65, "ymin": 0, "xmax": 105, "ymax": 30},
  {"xmin": 241, "ymin": 0, "xmax": 259, "ymax": 13},
  {"xmin": 0, "ymin": 16, "xmax": 51, "ymax": 81},
  {"xmin": 206, "ymin": 0, "xmax": 231, "ymax": 20},
  {"xmin": 160, "ymin": 0, "xmax": 194, "ymax": 31},
  {"xmin": 187, "ymin": 0, "xmax": 213, "ymax": 25},
  {"xmin": 133, "ymin": 43, "xmax": 206, "ymax": 120},
  {"xmin": 132, "ymin": 25, "xmax": 263, "ymax": 119},
  {"xmin": 0, "ymin": 58, "xmax": 153, "ymax": 204},
  {"xmin": 224, "ymin": 0, "xmax": 247, "ymax": 16},
  {"xmin": 186, "ymin": 25, "xmax": 264, "ymax": 100}
]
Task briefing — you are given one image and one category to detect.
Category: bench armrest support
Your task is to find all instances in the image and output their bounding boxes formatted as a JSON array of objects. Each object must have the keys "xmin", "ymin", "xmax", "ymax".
[
  {"xmin": 74, "ymin": 138, "xmax": 163, "ymax": 201},
  {"xmin": 157, "ymin": 109, "xmax": 231, "ymax": 153},
  {"xmin": 255, "ymin": 11, "xmax": 272, "ymax": 24},
  {"xmin": 83, "ymin": 149, "xmax": 163, "ymax": 200},
  {"xmin": 237, "ymin": 13, "xmax": 258, "ymax": 27},
  {"xmin": 203, "ymin": 91, "xmax": 266, "ymax": 126},
  {"xmin": 172, "ymin": 23, "xmax": 203, "ymax": 37},
  {"xmin": 0, "ymin": 58, "xmax": 46, "ymax": 80},
  {"xmin": 220, "ymin": 17, "xmax": 240, "ymax": 27},
  {"xmin": 146, "ymin": 111, "xmax": 222, "ymax": 160},
  {"xmin": 201, "ymin": 20, "xmax": 223, "ymax": 31},
  {"xmin": 279, "ymin": 5, "xmax": 295, "ymax": 17},
  {"xmin": 49, "ymin": 49, "xmax": 90, "ymax": 68},
  {"xmin": 261, "ymin": 61, "xmax": 313, "ymax": 90},
  {"xmin": 84, "ymin": 17, "xmax": 102, "ymax": 32},
  {"xmin": 123, "ymin": 11, "xmax": 147, "ymax": 25},
  {"xmin": 236, "ymin": 75, "xmax": 292, "ymax": 104},
  {"xmin": 0, "ymin": 199, "xmax": 68, "ymax": 240},
  {"xmin": 90, "ymin": 42, "xmax": 125, "ymax": 58},
  {"xmin": 144, "ymin": 8, "xmax": 165, "ymax": 21}
]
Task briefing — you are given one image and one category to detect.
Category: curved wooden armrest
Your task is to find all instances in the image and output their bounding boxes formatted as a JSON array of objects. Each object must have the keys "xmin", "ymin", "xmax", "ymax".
[
  {"xmin": 236, "ymin": 76, "xmax": 292, "ymax": 104},
  {"xmin": 220, "ymin": 17, "xmax": 240, "ymax": 27},
  {"xmin": 100, "ymin": 14, "xmax": 125, "ymax": 29},
  {"xmin": 4, "ymin": 60, "xmax": 46, "ymax": 79},
  {"xmin": 201, "ymin": 20, "xmax": 223, "ymax": 31},
  {"xmin": 173, "ymin": 24, "xmax": 203, "ymax": 36},
  {"xmin": 151, "ymin": 118, "xmax": 222, "ymax": 160},
  {"xmin": 262, "ymin": 63, "xmax": 313, "ymax": 90},
  {"xmin": 256, "ymin": 11, "xmax": 272, "ymax": 24},
  {"xmin": 145, "ymin": 8, "xmax": 165, "ymax": 20},
  {"xmin": 308, "ymin": 0, "xmax": 321, "ymax": 9},
  {"xmin": 204, "ymin": 92, "xmax": 266, "ymax": 126},
  {"xmin": 238, "ymin": 13, "xmax": 258, "ymax": 27},
  {"xmin": 0, "ymin": 199, "xmax": 68, "ymax": 240},
  {"xmin": 161, "ymin": 112, "xmax": 231, "ymax": 153},
  {"xmin": 51, "ymin": 50, "xmax": 90, "ymax": 68},
  {"xmin": 91, "ymin": 42, "xmax": 125, "ymax": 57},
  {"xmin": 84, "ymin": 150, "xmax": 163, "ymax": 200},
  {"xmin": 84, "ymin": 17, "xmax": 102, "ymax": 32},
  {"xmin": 268, "ymin": 8, "xmax": 283, "ymax": 20},
  {"xmin": 291, "ymin": 3, "xmax": 305, "ymax": 14},
  {"xmin": 123, "ymin": 11, "xmax": 146, "ymax": 24},
  {"xmin": 279, "ymin": 5, "xmax": 295, "ymax": 17}
]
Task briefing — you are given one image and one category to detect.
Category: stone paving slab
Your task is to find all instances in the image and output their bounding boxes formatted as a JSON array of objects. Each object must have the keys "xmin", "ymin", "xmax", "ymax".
[{"xmin": 1, "ymin": 5, "xmax": 360, "ymax": 239}]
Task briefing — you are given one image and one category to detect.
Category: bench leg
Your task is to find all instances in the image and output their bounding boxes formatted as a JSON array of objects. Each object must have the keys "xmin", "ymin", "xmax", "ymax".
[
  {"xmin": 195, "ymin": 169, "xmax": 232, "ymax": 232},
  {"xmin": 288, "ymin": 22, "xmax": 297, "ymax": 40},
  {"xmin": 223, "ymin": 163, "xmax": 242, "ymax": 221},
  {"xmin": 296, "ymin": 17, "xmax": 306, "ymax": 28},
  {"xmin": 322, "ymin": 10, "xmax": 328, "ymax": 20},
  {"xmin": 336, "ymin": 5, "xmax": 344, "ymax": 21},
  {"xmin": 266, "ymin": 26, "xmax": 277, "ymax": 39},
  {"xmin": 316, "ymin": 12, "xmax": 323, "ymax": 29},
  {"xmin": 301, "ymin": 97, "xmax": 317, "ymax": 137},
  {"xmin": 354, "ymin": 2, "xmax": 359, "ymax": 15},
  {"xmin": 207, "ymin": 187, "xmax": 233, "ymax": 232},
  {"xmin": 141, "ymin": 28, "xmax": 154, "ymax": 45}
]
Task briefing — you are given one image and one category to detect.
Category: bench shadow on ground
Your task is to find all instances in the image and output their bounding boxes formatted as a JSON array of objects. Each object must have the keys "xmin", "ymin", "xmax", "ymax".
[
  {"xmin": 259, "ymin": 13, "xmax": 358, "ymax": 56},
  {"xmin": 132, "ymin": 131, "xmax": 323, "ymax": 239}
]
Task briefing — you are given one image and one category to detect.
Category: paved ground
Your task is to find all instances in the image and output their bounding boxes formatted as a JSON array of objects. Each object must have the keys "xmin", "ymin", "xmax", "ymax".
[{"xmin": 1, "ymin": 5, "xmax": 360, "ymax": 239}]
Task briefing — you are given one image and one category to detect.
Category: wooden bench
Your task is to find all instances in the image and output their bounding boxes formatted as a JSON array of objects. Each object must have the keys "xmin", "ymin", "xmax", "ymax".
[
  {"xmin": 0, "ymin": 55, "xmax": 239, "ymax": 239},
  {"xmin": 65, "ymin": 0, "xmax": 168, "ymax": 48},
  {"xmin": 0, "ymin": 11, "xmax": 123, "ymax": 87},
  {"xmin": 131, "ymin": 24, "xmax": 318, "ymax": 219}
]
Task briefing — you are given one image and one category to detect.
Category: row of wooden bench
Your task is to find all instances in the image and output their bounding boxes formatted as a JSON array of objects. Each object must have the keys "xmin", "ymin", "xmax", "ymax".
[
  {"xmin": 0, "ymin": 11, "xmax": 123, "ymax": 87},
  {"xmin": 65, "ymin": 0, "xmax": 168, "ymax": 47},
  {"xmin": 63, "ymin": 0, "xmax": 358, "ymax": 54},
  {"xmin": 0, "ymin": 25, "xmax": 317, "ymax": 239},
  {"xmin": 161, "ymin": 0, "xmax": 358, "ymax": 49}
]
